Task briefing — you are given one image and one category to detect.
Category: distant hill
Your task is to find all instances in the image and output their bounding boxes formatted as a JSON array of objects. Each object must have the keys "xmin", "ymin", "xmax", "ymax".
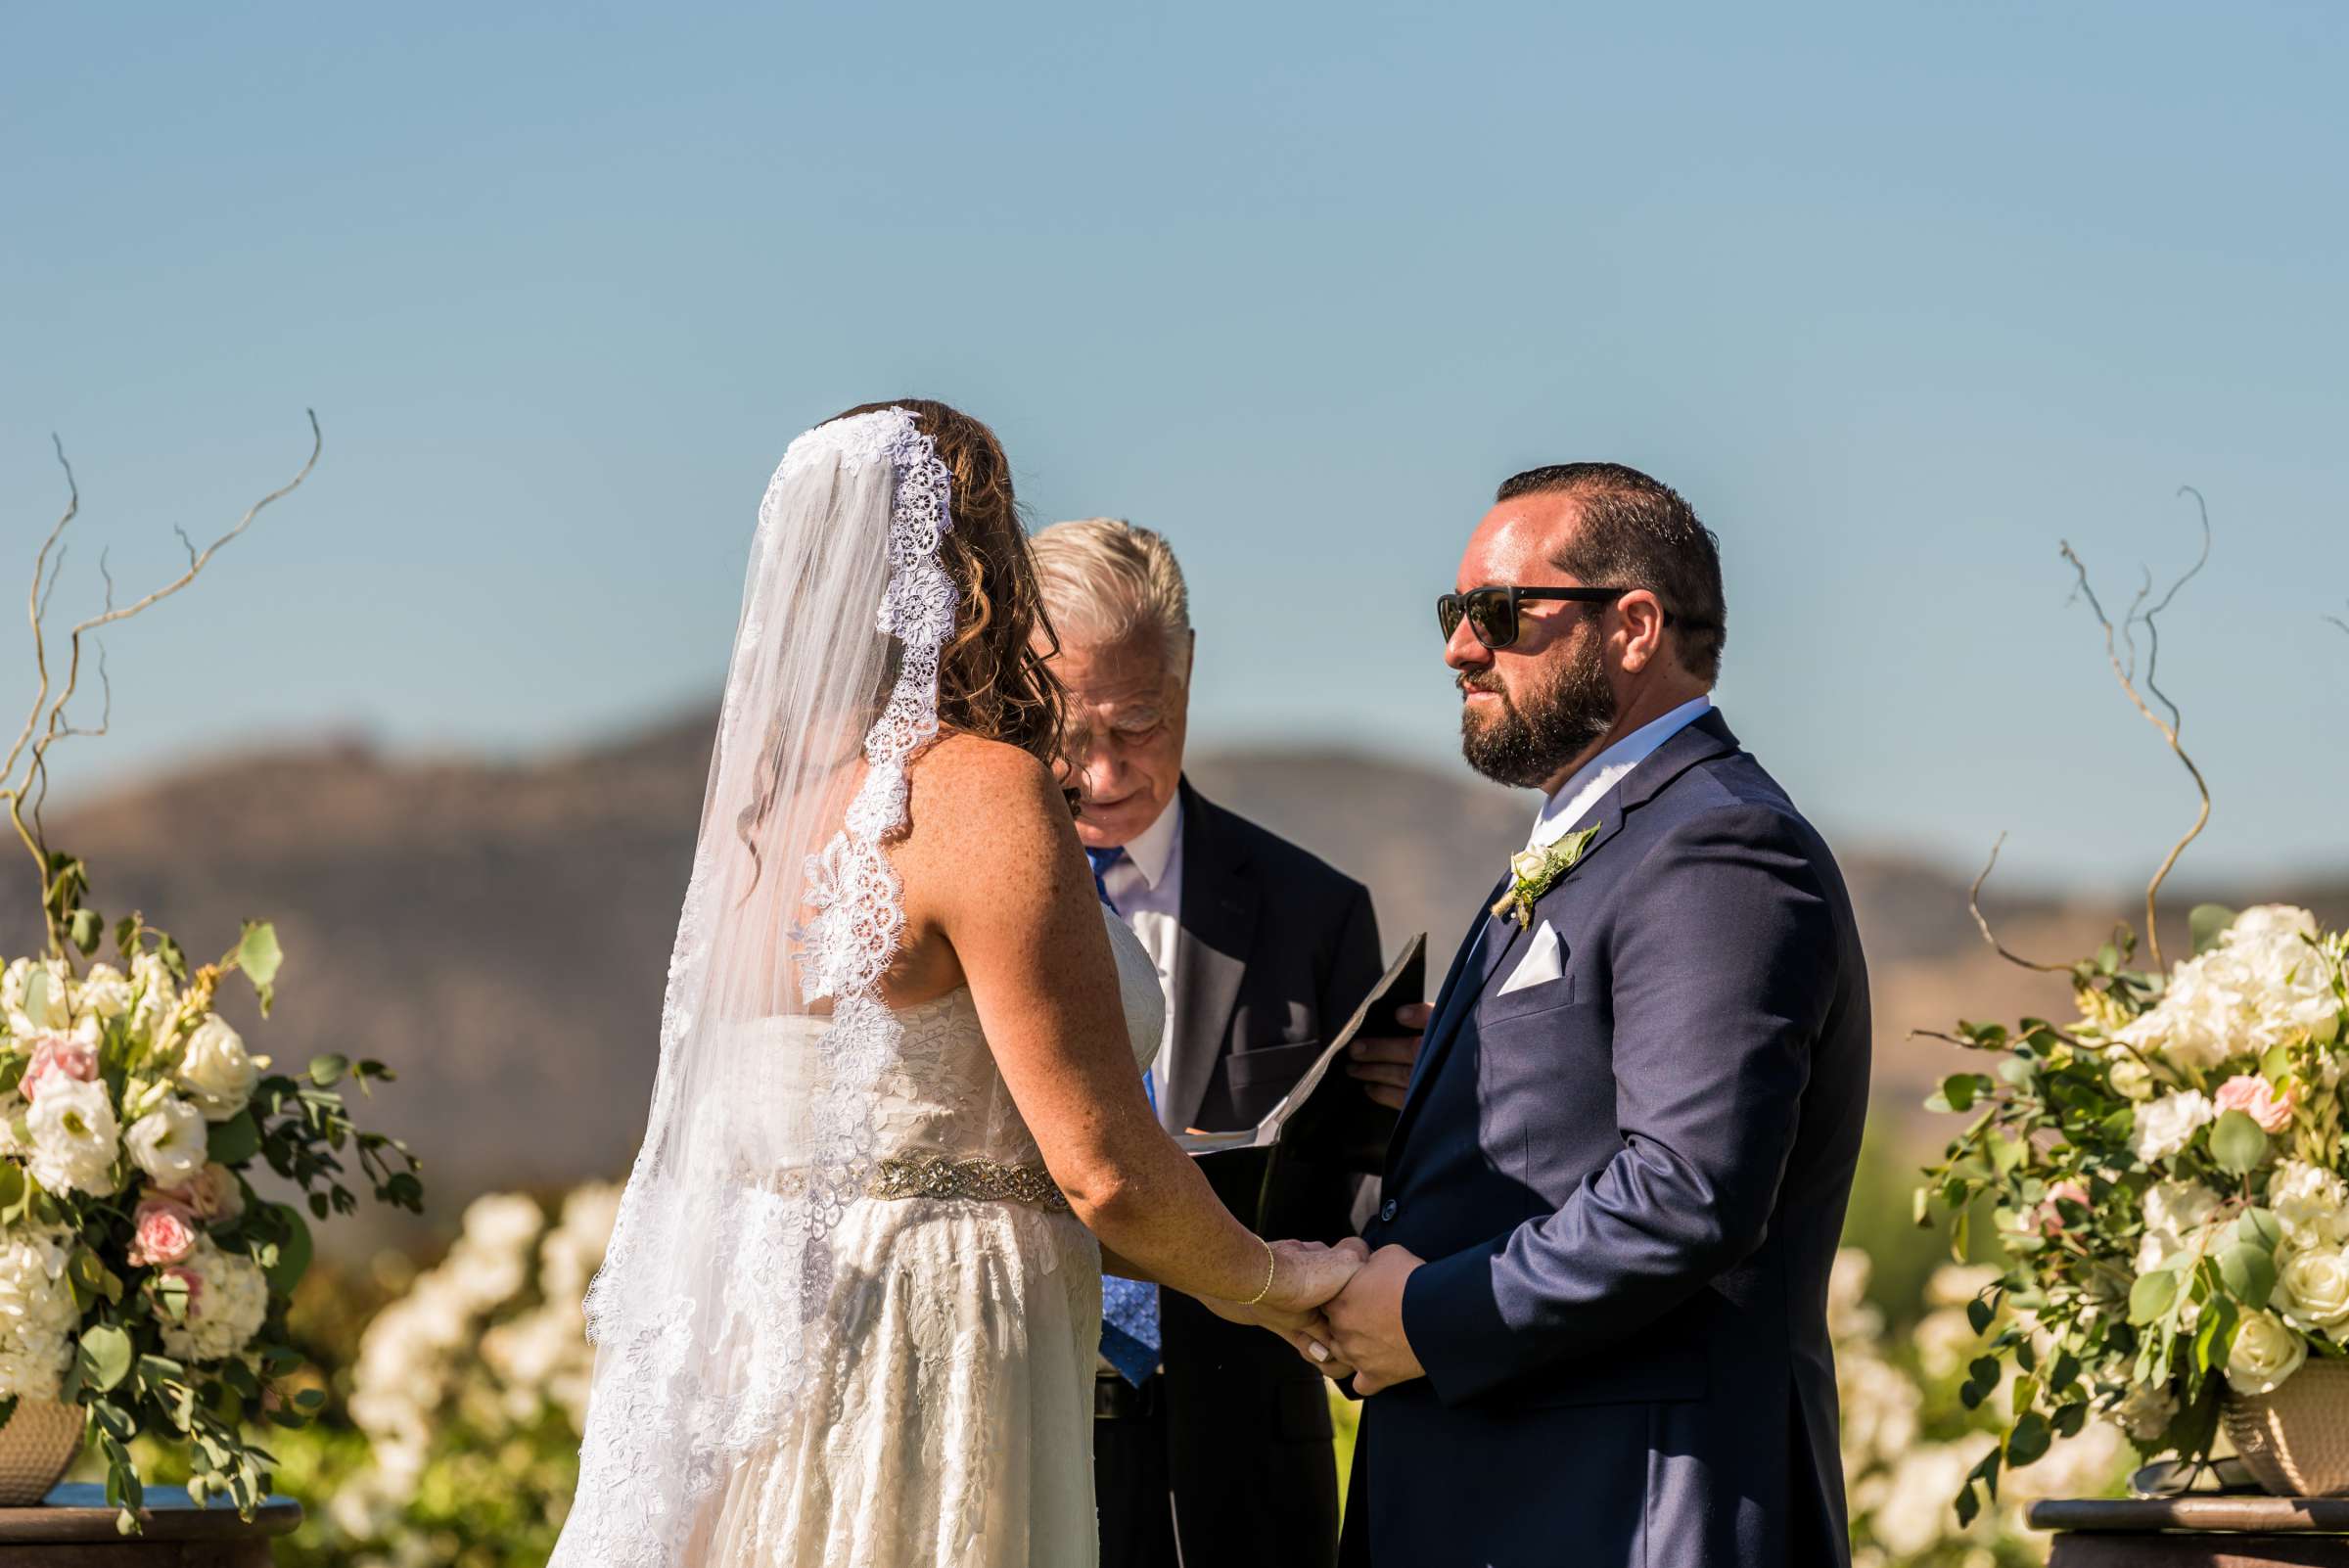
[{"xmin": 10, "ymin": 712, "xmax": 2339, "ymax": 1248}]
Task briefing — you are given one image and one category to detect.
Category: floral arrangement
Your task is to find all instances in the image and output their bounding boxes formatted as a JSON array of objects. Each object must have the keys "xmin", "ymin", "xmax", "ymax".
[
  {"xmin": 1919, "ymin": 902, "xmax": 2349, "ymax": 1519},
  {"xmin": 0, "ymin": 415, "xmax": 421, "ymax": 1527},
  {"xmin": 304, "ymin": 1185, "xmax": 616, "ymax": 1568},
  {"xmin": 1834, "ymin": 1249, "xmax": 2129, "ymax": 1566}
]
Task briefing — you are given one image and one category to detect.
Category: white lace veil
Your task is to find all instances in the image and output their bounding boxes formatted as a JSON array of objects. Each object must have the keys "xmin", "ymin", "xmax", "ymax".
[{"xmin": 551, "ymin": 408, "xmax": 957, "ymax": 1568}]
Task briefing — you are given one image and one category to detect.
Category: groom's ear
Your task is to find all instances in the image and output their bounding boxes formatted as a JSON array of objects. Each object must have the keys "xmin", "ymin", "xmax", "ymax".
[{"xmin": 1614, "ymin": 589, "xmax": 1670, "ymax": 673}]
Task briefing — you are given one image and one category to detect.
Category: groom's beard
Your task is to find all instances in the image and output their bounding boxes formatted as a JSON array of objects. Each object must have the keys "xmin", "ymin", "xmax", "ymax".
[{"xmin": 1457, "ymin": 635, "xmax": 1617, "ymax": 790}]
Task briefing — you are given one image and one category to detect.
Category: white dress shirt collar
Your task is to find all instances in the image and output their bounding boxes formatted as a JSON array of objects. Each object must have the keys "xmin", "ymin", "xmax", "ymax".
[
  {"xmin": 1117, "ymin": 793, "xmax": 1183, "ymax": 891},
  {"xmin": 1528, "ymin": 695, "xmax": 1714, "ymax": 850}
]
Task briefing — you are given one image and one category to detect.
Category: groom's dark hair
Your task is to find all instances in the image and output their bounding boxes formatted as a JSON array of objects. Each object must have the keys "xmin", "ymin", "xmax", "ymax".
[{"xmin": 1496, "ymin": 462, "xmax": 1727, "ymax": 682}]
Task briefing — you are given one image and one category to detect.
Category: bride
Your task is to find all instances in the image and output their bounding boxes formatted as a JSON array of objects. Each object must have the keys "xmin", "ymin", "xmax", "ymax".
[{"xmin": 548, "ymin": 400, "xmax": 1364, "ymax": 1568}]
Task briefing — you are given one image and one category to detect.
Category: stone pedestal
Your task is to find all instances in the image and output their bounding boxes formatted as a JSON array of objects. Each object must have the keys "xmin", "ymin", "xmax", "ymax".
[
  {"xmin": 2031, "ymin": 1497, "xmax": 2349, "ymax": 1566},
  {"xmin": 0, "ymin": 1484, "xmax": 300, "ymax": 1567}
]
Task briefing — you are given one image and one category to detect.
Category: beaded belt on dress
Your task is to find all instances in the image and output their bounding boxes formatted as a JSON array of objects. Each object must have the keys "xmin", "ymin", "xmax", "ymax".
[{"xmin": 866, "ymin": 1153, "xmax": 1070, "ymax": 1214}]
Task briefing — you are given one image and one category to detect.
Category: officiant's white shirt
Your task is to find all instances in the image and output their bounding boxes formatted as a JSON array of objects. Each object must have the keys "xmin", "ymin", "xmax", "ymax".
[
  {"xmin": 1527, "ymin": 695, "xmax": 1714, "ymax": 850},
  {"xmin": 1097, "ymin": 797, "xmax": 1182, "ymax": 1120}
]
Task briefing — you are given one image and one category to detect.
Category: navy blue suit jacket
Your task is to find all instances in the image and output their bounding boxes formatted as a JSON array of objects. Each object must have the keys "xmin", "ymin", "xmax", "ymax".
[{"xmin": 1347, "ymin": 710, "xmax": 1869, "ymax": 1568}]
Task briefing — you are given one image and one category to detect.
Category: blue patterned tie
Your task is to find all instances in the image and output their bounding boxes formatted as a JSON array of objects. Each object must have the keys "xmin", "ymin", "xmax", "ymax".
[
  {"xmin": 1084, "ymin": 844, "xmax": 1125, "ymax": 913},
  {"xmin": 1085, "ymin": 843, "xmax": 1162, "ymax": 1384}
]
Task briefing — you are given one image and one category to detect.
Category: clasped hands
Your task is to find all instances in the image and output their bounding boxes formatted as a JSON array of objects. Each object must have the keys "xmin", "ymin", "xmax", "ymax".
[{"xmin": 1207, "ymin": 1236, "xmax": 1428, "ymax": 1396}]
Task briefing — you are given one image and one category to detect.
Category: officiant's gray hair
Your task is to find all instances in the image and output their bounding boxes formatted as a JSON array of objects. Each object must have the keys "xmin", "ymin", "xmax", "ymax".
[{"xmin": 1030, "ymin": 518, "xmax": 1194, "ymax": 685}]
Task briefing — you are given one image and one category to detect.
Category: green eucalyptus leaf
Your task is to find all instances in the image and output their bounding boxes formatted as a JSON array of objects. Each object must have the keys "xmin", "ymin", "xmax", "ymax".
[
  {"xmin": 2130, "ymin": 1269, "xmax": 2180, "ymax": 1325},
  {"xmin": 262, "ymin": 1203, "xmax": 312, "ymax": 1296},
  {"xmin": 1967, "ymin": 1296, "xmax": 1996, "ymax": 1335},
  {"xmin": 308, "ymin": 1054, "xmax": 347, "ymax": 1088},
  {"xmin": 2221, "ymin": 1244, "xmax": 2279, "ymax": 1311},
  {"xmin": 2238, "ymin": 1208, "xmax": 2284, "ymax": 1253},
  {"xmin": 2006, "ymin": 1410, "xmax": 2051, "ymax": 1466},
  {"xmin": 2190, "ymin": 904, "xmax": 2239, "ymax": 956},
  {"xmin": 77, "ymin": 1324, "xmax": 132, "ymax": 1393},
  {"xmin": 2211, "ymin": 1110, "xmax": 2270, "ymax": 1176},
  {"xmin": 206, "ymin": 1111, "xmax": 260, "ymax": 1167}
]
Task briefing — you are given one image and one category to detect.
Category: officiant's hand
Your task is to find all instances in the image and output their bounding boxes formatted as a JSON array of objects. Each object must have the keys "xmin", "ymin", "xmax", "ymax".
[
  {"xmin": 1346, "ymin": 1001, "xmax": 1432, "ymax": 1110},
  {"xmin": 1322, "ymin": 1243, "xmax": 1426, "ymax": 1395}
]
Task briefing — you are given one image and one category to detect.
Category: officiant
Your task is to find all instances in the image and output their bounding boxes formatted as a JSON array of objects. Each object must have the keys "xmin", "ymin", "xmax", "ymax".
[{"xmin": 1029, "ymin": 518, "xmax": 1386, "ymax": 1568}]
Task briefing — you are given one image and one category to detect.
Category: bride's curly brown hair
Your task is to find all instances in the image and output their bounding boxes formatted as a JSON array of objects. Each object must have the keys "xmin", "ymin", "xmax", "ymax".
[{"xmin": 830, "ymin": 398, "xmax": 1069, "ymax": 772}]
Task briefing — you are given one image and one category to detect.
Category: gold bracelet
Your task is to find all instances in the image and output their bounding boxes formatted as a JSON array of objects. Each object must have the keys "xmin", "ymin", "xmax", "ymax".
[{"xmin": 1241, "ymin": 1238, "xmax": 1277, "ymax": 1307}]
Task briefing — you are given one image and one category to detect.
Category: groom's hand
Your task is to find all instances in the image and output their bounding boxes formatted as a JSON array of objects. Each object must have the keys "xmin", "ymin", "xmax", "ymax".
[
  {"xmin": 1324, "ymin": 1243, "xmax": 1426, "ymax": 1395},
  {"xmin": 1347, "ymin": 1001, "xmax": 1432, "ymax": 1111}
]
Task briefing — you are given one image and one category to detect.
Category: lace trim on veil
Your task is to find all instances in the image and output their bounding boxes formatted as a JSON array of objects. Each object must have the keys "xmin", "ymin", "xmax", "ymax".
[{"xmin": 559, "ymin": 409, "xmax": 954, "ymax": 1568}]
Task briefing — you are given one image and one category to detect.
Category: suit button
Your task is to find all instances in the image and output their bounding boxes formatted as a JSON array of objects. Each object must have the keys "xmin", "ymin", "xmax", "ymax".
[{"xmin": 1379, "ymin": 1199, "xmax": 1398, "ymax": 1223}]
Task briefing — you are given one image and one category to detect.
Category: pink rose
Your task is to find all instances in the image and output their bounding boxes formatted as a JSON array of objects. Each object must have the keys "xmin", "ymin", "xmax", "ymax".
[
  {"xmin": 2040, "ymin": 1179, "xmax": 2093, "ymax": 1235},
  {"xmin": 156, "ymin": 1163, "xmax": 244, "ymax": 1223},
  {"xmin": 2216, "ymin": 1074, "xmax": 2298, "ymax": 1134},
  {"xmin": 127, "ymin": 1198, "xmax": 200, "ymax": 1268},
  {"xmin": 20, "ymin": 1036, "xmax": 96, "ymax": 1100}
]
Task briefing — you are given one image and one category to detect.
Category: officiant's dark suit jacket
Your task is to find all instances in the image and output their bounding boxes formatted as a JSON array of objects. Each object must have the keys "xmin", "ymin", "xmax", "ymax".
[
  {"xmin": 1347, "ymin": 710, "xmax": 1868, "ymax": 1568},
  {"xmin": 1134, "ymin": 779, "xmax": 1382, "ymax": 1568}
]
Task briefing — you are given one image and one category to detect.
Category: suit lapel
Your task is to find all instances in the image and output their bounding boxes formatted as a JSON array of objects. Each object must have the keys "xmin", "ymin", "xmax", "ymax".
[
  {"xmin": 1387, "ymin": 880, "xmax": 1510, "ymax": 1160},
  {"xmin": 1385, "ymin": 709, "xmax": 1746, "ymax": 1165},
  {"xmin": 1168, "ymin": 783, "xmax": 1256, "ymax": 1132}
]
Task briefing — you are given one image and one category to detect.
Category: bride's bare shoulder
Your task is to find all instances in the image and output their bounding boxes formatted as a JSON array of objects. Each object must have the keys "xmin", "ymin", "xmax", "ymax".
[{"xmin": 901, "ymin": 733, "xmax": 1072, "ymax": 859}]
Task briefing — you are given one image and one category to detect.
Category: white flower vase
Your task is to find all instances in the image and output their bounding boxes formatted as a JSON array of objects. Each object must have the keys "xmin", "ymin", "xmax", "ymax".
[
  {"xmin": 2226, "ymin": 1359, "xmax": 2349, "ymax": 1496},
  {"xmin": 0, "ymin": 1400, "xmax": 84, "ymax": 1505}
]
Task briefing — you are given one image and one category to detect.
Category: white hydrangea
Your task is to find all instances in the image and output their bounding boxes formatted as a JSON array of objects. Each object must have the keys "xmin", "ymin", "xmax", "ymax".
[
  {"xmin": 2138, "ymin": 1178, "xmax": 2224, "ymax": 1273},
  {"xmin": 0, "ymin": 1226, "xmax": 78, "ymax": 1401},
  {"xmin": 174, "ymin": 1016, "xmax": 266, "ymax": 1123},
  {"xmin": 75, "ymin": 964, "xmax": 131, "ymax": 1022},
  {"xmin": 2270, "ymin": 1160, "xmax": 2349, "ymax": 1246},
  {"xmin": 2133, "ymin": 1090, "xmax": 2216, "ymax": 1165},
  {"xmin": 25, "ymin": 1077, "xmax": 119, "ymax": 1196},
  {"xmin": 124, "ymin": 1095, "xmax": 208, "ymax": 1187},
  {"xmin": 156, "ymin": 1239, "xmax": 269, "ymax": 1362},
  {"xmin": 2116, "ymin": 905, "xmax": 2342, "ymax": 1072}
]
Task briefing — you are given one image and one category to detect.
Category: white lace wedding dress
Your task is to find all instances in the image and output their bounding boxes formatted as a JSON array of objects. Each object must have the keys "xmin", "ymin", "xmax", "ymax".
[{"xmin": 689, "ymin": 906, "xmax": 1165, "ymax": 1568}]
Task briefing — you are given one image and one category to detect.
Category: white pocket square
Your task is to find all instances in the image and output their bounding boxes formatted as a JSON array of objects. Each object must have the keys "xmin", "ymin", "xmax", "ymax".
[{"xmin": 1497, "ymin": 920, "xmax": 1564, "ymax": 995}]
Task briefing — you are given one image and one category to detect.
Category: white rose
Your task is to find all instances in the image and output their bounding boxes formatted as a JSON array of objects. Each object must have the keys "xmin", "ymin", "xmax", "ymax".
[
  {"xmin": 2134, "ymin": 1090, "xmax": 2216, "ymax": 1164},
  {"xmin": 2278, "ymin": 1245, "xmax": 2349, "ymax": 1330},
  {"xmin": 174, "ymin": 1017, "xmax": 265, "ymax": 1123},
  {"xmin": 2227, "ymin": 1310, "xmax": 2310, "ymax": 1395},
  {"xmin": 2110, "ymin": 1382, "xmax": 2178, "ymax": 1443},
  {"xmin": 25, "ymin": 1076, "xmax": 119, "ymax": 1196},
  {"xmin": 124, "ymin": 1095, "xmax": 208, "ymax": 1187},
  {"xmin": 2107, "ymin": 1052, "xmax": 2154, "ymax": 1100},
  {"xmin": 2270, "ymin": 1160, "xmax": 2349, "ymax": 1246}
]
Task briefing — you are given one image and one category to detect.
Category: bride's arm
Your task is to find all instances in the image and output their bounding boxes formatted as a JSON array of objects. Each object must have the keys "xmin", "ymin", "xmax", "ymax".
[{"xmin": 903, "ymin": 742, "xmax": 1355, "ymax": 1320}]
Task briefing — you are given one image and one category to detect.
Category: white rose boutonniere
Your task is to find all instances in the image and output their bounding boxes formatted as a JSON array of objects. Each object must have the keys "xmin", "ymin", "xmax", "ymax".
[{"xmin": 1491, "ymin": 823, "xmax": 1601, "ymax": 930}]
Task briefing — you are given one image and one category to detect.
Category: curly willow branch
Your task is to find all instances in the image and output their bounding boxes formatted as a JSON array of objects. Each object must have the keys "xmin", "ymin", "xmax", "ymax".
[
  {"xmin": 3, "ymin": 412, "xmax": 320, "ymax": 953},
  {"xmin": 1966, "ymin": 833, "xmax": 2068, "ymax": 973},
  {"xmin": 2056, "ymin": 486, "xmax": 2215, "ymax": 971}
]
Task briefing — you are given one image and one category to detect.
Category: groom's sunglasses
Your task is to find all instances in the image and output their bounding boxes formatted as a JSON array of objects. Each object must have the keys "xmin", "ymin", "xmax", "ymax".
[{"xmin": 1436, "ymin": 585, "xmax": 1632, "ymax": 650}]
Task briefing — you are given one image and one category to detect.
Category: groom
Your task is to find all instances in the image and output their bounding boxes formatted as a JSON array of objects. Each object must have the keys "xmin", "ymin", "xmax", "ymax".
[{"xmin": 1315, "ymin": 463, "xmax": 1870, "ymax": 1568}]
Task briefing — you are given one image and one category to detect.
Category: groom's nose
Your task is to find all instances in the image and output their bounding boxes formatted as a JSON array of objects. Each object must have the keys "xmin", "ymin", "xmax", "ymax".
[{"xmin": 1443, "ymin": 613, "xmax": 1492, "ymax": 672}]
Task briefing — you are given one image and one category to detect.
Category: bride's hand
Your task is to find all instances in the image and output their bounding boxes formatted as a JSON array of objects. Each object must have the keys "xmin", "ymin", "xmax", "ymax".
[
  {"xmin": 1262, "ymin": 1236, "xmax": 1370, "ymax": 1321},
  {"xmin": 1198, "ymin": 1237, "xmax": 1368, "ymax": 1349}
]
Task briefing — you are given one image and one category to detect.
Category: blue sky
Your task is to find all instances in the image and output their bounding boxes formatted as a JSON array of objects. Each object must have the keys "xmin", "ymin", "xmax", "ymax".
[{"xmin": 4, "ymin": 1, "xmax": 2344, "ymax": 882}]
